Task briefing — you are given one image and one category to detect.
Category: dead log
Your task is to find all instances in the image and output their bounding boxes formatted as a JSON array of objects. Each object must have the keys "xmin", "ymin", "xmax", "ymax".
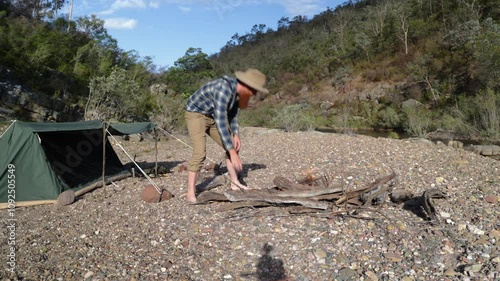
[
  {"xmin": 217, "ymin": 201, "xmax": 272, "ymax": 212},
  {"xmin": 336, "ymin": 172, "xmax": 396, "ymax": 205},
  {"xmin": 273, "ymin": 176, "xmax": 316, "ymax": 190},
  {"xmin": 196, "ymin": 191, "xmax": 228, "ymax": 203},
  {"xmin": 74, "ymin": 172, "xmax": 131, "ymax": 198},
  {"xmin": 310, "ymin": 193, "xmax": 342, "ymax": 201},
  {"xmin": 421, "ymin": 189, "xmax": 447, "ymax": 221},
  {"xmin": 223, "ymin": 191, "xmax": 330, "ymax": 210},
  {"xmin": 335, "ymin": 186, "xmax": 372, "ymax": 205},
  {"xmin": 230, "ymin": 185, "xmax": 344, "ymax": 199},
  {"xmin": 390, "ymin": 189, "xmax": 414, "ymax": 203}
]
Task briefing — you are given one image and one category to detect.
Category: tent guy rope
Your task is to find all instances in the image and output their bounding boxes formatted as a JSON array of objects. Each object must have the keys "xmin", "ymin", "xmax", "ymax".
[{"xmin": 106, "ymin": 130, "xmax": 162, "ymax": 194}]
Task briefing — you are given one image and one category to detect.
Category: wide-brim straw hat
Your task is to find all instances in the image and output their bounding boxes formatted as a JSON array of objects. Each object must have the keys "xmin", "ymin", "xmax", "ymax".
[{"xmin": 235, "ymin": 68, "xmax": 269, "ymax": 94}]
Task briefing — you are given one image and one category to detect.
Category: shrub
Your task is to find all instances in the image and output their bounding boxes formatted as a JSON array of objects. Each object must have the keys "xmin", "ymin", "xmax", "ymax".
[
  {"xmin": 150, "ymin": 93, "xmax": 187, "ymax": 133},
  {"xmin": 387, "ymin": 131, "xmax": 400, "ymax": 139},
  {"xmin": 401, "ymin": 105, "xmax": 433, "ymax": 138},
  {"xmin": 437, "ymin": 112, "xmax": 473, "ymax": 136},
  {"xmin": 376, "ymin": 106, "xmax": 401, "ymax": 129},
  {"xmin": 328, "ymin": 104, "xmax": 355, "ymax": 134},
  {"xmin": 239, "ymin": 104, "xmax": 276, "ymax": 128},
  {"xmin": 453, "ymin": 89, "xmax": 500, "ymax": 141},
  {"xmin": 474, "ymin": 89, "xmax": 500, "ymax": 140},
  {"xmin": 271, "ymin": 104, "xmax": 318, "ymax": 132}
]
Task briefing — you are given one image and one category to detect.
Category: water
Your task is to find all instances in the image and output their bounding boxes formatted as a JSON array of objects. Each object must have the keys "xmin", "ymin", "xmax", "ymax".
[{"xmin": 315, "ymin": 127, "xmax": 499, "ymax": 146}]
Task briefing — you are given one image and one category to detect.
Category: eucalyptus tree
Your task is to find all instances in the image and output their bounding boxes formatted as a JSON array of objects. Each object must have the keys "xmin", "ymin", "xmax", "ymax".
[{"xmin": 8, "ymin": 0, "xmax": 65, "ymax": 20}]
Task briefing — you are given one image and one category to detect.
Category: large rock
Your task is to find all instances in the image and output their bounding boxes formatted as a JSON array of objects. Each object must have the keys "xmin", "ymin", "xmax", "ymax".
[{"xmin": 464, "ymin": 145, "xmax": 500, "ymax": 156}]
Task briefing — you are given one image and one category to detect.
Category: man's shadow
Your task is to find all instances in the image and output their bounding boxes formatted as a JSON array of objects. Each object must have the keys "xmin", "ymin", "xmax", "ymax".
[{"xmin": 241, "ymin": 243, "xmax": 289, "ymax": 281}]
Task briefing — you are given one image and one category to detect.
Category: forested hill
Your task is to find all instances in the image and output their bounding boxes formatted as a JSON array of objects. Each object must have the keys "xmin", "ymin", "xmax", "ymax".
[
  {"xmin": 210, "ymin": 0, "xmax": 499, "ymax": 141},
  {"xmin": 0, "ymin": 0, "xmax": 499, "ymax": 141}
]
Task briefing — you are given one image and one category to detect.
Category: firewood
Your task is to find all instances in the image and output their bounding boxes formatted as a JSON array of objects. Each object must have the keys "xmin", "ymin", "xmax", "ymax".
[
  {"xmin": 337, "ymin": 172, "xmax": 396, "ymax": 205},
  {"xmin": 390, "ymin": 189, "xmax": 415, "ymax": 203},
  {"xmin": 421, "ymin": 189, "xmax": 447, "ymax": 221},
  {"xmin": 273, "ymin": 176, "xmax": 313, "ymax": 190},
  {"xmin": 196, "ymin": 191, "xmax": 228, "ymax": 203},
  {"xmin": 230, "ymin": 186, "xmax": 344, "ymax": 199},
  {"xmin": 223, "ymin": 191, "xmax": 330, "ymax": 210},
  {"xmin": 217, "ymin": 201, "xmax": 272, "ymax": 212}
]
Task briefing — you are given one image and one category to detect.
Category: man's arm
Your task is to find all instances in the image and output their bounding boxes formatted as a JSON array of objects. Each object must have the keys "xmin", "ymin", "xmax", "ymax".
[{"xmin": 213, "ymin": 90, "xmax": 234, "ymax": 151}]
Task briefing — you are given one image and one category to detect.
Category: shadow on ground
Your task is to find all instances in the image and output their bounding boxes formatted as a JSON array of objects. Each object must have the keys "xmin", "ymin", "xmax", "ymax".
[{"xmin": 241, "ymin": 243, "xmax": 290, "ymax": 281}]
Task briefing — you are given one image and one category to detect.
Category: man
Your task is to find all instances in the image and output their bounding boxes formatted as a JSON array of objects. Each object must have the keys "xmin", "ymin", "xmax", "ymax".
[{"xmin": 184, "ymin": 68, "xmax": 269, "ymax": 203}]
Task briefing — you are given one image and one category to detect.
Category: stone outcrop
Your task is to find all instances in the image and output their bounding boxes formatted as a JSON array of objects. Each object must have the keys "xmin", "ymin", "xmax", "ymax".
[{"xmin": 0, "ymin": 67, "xmax": 82, "ymax": 122}]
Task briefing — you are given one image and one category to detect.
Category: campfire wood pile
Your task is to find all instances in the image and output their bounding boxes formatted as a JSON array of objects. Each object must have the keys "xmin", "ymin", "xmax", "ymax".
[{"xmin": 196, "ymin": 170, "xmax": 447, "ymax": 221}]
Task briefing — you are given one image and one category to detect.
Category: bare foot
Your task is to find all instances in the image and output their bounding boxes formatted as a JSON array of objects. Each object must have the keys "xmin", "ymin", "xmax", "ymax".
[
  {"xmin": 186, "ymin": 196, "xmax": 197, "ymax": 203},
  {"xmin": 230, "ymin": 182, "xmax": 251, "ymax": 191}
]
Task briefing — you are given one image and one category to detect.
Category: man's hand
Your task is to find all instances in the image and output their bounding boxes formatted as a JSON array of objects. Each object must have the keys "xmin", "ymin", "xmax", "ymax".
[
  {"xmin": 228, "ymin": 149, "xmax": 243, "ymax": 172},
  {"xmin": 233, "ymin": 135, "xmax": 241, "ymax": 152}
]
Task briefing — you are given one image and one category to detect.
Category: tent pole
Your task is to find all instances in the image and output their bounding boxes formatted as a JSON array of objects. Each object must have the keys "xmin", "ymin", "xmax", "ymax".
[
  {"xmin": 102, "ymin": 122, "xmax": 107, "ymax": 196},
  {"xmin": 154, "ymin": 128, "xmax": 158, "ymax": 176}
]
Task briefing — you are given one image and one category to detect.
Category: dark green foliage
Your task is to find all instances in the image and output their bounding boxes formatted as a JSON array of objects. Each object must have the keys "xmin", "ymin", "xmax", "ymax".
[{"xmin": 163, "ymin": 48, "xmax": 215, "ymax": 95}]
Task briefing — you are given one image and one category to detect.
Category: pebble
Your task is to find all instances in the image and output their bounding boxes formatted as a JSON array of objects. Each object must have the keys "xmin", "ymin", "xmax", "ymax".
[
  {"xmin": 484, "ymin": 195, "xmax": 497, "ymax": 203},
  {"xmin": 2, "ymin": 132, "xmax": 497, "ymax": 281},
  {"xmin": 83, "ymin": 271, "xmax": 93, "ymax": 279},
  {"xmin": 337, "ymin": 267, "xmax": 358, "ymax": 280}
]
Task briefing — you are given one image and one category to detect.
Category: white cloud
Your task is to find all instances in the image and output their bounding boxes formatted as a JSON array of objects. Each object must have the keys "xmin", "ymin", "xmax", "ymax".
[
  {"xmin": 99, "ymin": 9, "xmax": 115, "ymax": 16},
  {"xmin": 104, "ymin": 17, "xmax": 138, "ymax": 29},
  {"xmin": 111, "ymin": 0, "xmax": 147, "ymax": 10},
  {"xmin": 159, "ymin": 0, "xmax": 325, "ymax": 17},
  {"xmin": 178, "ymin": 6, "xmax": 191, "ymax": 13},
  {"xmin": 81, "ymin": 0, "xmax": 326, "ymax": 20},
  {"xmin": 149, "ymin": 0, "xmax": 161, "ymax": 8},
  {"xmin": 276, "ymin": 0, "xmax": 323, "ymax": 16}
]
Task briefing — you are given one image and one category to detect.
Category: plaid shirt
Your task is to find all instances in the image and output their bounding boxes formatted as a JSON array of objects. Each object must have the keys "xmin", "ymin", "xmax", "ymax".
[{"xmin": 185, "ymin": 76, "xmax": 240, "ymax": 150}]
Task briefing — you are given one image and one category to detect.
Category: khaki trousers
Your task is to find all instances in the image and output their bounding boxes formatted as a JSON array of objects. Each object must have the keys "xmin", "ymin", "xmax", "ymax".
[{"xmin": 185, "ymin": 111, "xmax": 230, "ymax": 172}]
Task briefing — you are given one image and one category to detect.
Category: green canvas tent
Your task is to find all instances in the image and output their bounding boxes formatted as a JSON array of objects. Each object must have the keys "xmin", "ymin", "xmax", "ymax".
[{"xmin": 0, "ymin": 120, "xmax": 155, "ymax": 207}]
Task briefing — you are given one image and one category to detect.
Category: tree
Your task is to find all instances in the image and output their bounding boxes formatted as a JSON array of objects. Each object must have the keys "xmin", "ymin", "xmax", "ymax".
[
  {"xmin": 354, "ymin": 32, "xmax": 372, "ymax": 60},
  {"xmin": 277, "ymin": 17, "xmax": 290, "ymax": 31},
  {"xmin": 366, "ymin": 0, "xmax": 389, "ymax": 38},
  {"xmin": 9, "ymin": 0, "xmax": 65, "ymax": 20},
  {"xmin": 392, "ymin": 0, "xmax": 411, "ymax": 54},
  {"xmin": 330, "ymin": 8, "xmax": 353, "ymax": 51},
  {"xmin": 165, "ymin": 48, "xmax": 215, "ymax": 95},
  {"xmin": 470, "ymin": 18, "xmax": 500, "ymax": 90},
  {"xmin": 407, "ymin": 55, "xmax": 440, "ymax": 102},
  {"xmin": 76, "ymin": 15, "xmax": 117, "ymax": 50},
  {"xmin": 85, "ymin": 67, "xmax": 141, "ymax": 121}
]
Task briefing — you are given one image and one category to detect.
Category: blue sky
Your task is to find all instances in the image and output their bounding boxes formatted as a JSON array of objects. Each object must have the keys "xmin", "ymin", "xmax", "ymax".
[{"xmin": 72, "ymin": 1, "xmax": 345, "ymax": 68}]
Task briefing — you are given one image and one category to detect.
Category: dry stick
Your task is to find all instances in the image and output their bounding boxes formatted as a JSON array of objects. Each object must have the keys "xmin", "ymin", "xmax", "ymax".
[{"xmin": 106, "ymin": 130, "xmax": 162, "ymax": 194}]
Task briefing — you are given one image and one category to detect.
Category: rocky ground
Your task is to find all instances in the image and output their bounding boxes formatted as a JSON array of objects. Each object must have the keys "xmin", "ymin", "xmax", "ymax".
[{"xmin": 1, "ymin": 128, "xmax": 499, "ymax": 281}]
